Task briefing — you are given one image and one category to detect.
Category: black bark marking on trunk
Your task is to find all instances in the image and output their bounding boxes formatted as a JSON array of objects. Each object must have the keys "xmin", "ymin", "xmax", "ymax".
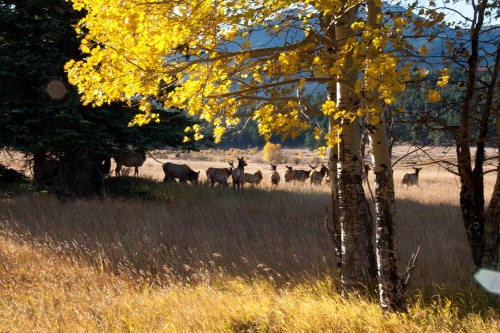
[{"xmin": 374, "ymin": 170, "xmax": 406, "ymax": 312}]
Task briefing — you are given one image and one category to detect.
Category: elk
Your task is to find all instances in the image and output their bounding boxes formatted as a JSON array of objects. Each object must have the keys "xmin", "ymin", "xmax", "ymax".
[
  {"xmin": 163, "ymin": 162, "xmax": 199, "ymax": 184},
  {"xmin": 114, "ymin": 149, "xmax": 146, "ymax": 177},
  {"xmin": 270, "ymin": 164, "xmax": 280, "ymax": 186},
  {"xmin": 284, "ymin": 165, "xmax": 310, "ymax": 182},
  {"xmin": 206, "ymin": 161, "xmax": 233, "ymax": 187},
  {"xmin": 284, "ymin": 165, "xmax": 293, "ymax": 182},
  {"xmin": 232, "ymin": 157, "xmax": 247, "ymax": 190},
  {"xmin": 402, "ymin": 167, "xmax": 422, "ymax": 187},
  {"xmin": 244, "ymin": 170, "xmax": 263, "ymax": 185},
  {"xmin": 310, "ymin": 164, "xmax": 328, "ymax": 185}
]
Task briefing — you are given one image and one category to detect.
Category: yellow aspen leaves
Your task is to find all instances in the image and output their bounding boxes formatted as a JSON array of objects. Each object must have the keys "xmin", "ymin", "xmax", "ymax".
[
  {"xmin": 313, "ymin": 127, "xmax": 322, "ymax": 140},
  {"xmin": 321, "ymin": 101, "xmax": 337, "ymax": 116},
  {"xmin": 418, "ymin": 46, "xmax": 429, "ymax": 56},
  {"xmin": 213, "ymin": 126, "xmax": 225, "ymax": 143},
  {"xmin": 437, "ymin": 68, "xmax": 450, "ymax": 87},
  {"xmin": 351, "ymin": 21, "xmax": 365, "ymax": 31},
  {"xmin": 428, "ymin": 90, "xmax": 441, "ymax": 103},
  {"xmin": 65, "ymin": 0, "xmax": 416, "ymax": 150}
]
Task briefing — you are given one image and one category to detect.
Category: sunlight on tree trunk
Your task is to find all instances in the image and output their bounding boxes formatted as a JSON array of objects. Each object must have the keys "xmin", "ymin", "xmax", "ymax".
[
  {"xmin": 335, "ymin": 7, "xmax": 373, "ymax": 290},
  {"xmin": 327, "ymin": 107, "xmax": 342, "ymax": 270},
  {"xmin": 367, "ymin": 116, "xmax": 406, "ymax": 311},
  {"xmin": 365, "ymin": 0, "xmax": 406, "ymax": 312}
]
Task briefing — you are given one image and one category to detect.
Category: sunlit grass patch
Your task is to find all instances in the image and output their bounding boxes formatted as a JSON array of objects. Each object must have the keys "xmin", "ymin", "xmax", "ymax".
[{"xmin": 0, "ymin": 237, "xmax": 498, "ymax": 332}]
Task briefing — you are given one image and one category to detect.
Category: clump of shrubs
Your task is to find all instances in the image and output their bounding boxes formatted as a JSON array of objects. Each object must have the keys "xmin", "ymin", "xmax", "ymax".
[{"xmin": 262, "ymin": 142, "xmax": 284, "ymax": 163}]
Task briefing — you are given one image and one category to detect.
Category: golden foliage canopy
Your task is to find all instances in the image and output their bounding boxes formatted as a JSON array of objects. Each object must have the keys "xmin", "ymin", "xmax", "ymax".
[{"xmin": 66, "ymin": 0, "xmax": 419, "ymax": 145}]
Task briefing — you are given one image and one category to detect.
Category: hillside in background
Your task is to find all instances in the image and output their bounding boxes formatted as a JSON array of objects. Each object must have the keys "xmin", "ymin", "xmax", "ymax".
[{"xmin": 211, "ymin": 2, "xmax": 499, "ymax": 148}]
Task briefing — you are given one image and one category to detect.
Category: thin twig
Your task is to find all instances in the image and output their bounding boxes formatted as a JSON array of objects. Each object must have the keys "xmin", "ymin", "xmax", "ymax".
[{"xmin": 402, "ymin": 246, "xmax": 421, "ymax": 292}]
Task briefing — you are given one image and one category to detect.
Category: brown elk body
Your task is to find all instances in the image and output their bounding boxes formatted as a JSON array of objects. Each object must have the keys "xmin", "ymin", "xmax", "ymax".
[
  {"xmin": 310, "ymin": 164, "xmax": 328, "ymax": 185},
  {"xmin": 206, "ymin": 161, "xmax": 233, "ymax": 187},
  {"xmin": 163, "ymin": 162, "xmax": 199, "ymax": 184},
  {"xmin": 114, "ymin": 149, "xmax": 146, "ymax": 177},
  {"xmin": 402, "ymin": 167, "xmax": 422, "ymax": 186},
  {"xmin": 270, "ymin": 164, "xmax": 280, "ymax": 186},
  {"xmin": 284, "ymin": 165, "xmax": 310, "ymax": 182},
  {"xmin": 232, "ymin": 157, "xmax": 247, "ymax": 190},
  {"xmin": 244, "ymin": 170, "xmax": 263, "ymax": 185}
]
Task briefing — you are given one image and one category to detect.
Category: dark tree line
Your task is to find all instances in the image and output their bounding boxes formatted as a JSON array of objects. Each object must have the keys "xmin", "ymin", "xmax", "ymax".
[{"xmin": 0, "ymin": 0, "xmax": 196, "ymax": 195}]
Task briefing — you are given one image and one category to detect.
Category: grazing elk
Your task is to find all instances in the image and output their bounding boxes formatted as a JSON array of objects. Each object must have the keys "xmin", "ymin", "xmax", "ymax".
[
  {"xmin": 244, "ymin": 170, "xmax": 263, "ymax": 185},
  {"xmin": 163, "ymin": 162, "xmax": 200, "ymax": 184},
  {"xmin": 232, "ymin": 157, "xmax": 247, "ymax": 190},
  {"xmin": 206, "ymin": 161, "xmax": 233, "ymax": 187},
  {"xmin": 114, "ymin": 149, "xmax": 146, "ymax": 177},
  {"xmin": 270, "ymin": 164, "xmax": 280, "ymax": 186},
  {"xmin": 402, "ymin": 167, "xmax": 422, "ymax": 187},
  {"xmin": 310, "ymin": 164, "xmax": 328, "ymax": 185},
  {"xmin": 284, "ymin": 165, "xmax": 310, "ymax": 182}
]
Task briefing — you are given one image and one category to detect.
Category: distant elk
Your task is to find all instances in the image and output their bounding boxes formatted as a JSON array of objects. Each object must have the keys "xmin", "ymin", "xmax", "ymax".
[
  {"xmin": 113, "ymin": 148, "xmax": 146, "ymax": 177},
  {"xmin": 402, "ymin": 167, "xmax": 422, "ymax": 187},
  {"xmin": 310, "ymin": 164, "xmax": 328, "ymax": 185},
  {"xmin": 244, "ymin": 170, "xmax": 263, "ymax": 185},
  {"xmin": 270, "ymin": 164, "xmax": 280, "ymax": 186},
  {"xmin": 232, "ymin": 157, "xmax": 247, "ymax": 190},
  {"xmin": 284, "ymin": 165, "xmax": 311, "ymax": 182},
  {"xmin": 206, "ymin": 161, "xmax": 233, "ymax": 187},
  {"xmin": 163, "ymin": 162, "xmax": 200, "ymax": 184}
]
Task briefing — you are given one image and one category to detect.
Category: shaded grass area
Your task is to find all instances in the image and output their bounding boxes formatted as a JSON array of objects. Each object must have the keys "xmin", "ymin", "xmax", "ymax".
[
  {"xmin": 0, "ymin": 177, "xmax": 334, "ymax": 285},
  {"xmin": 0, "ymin": 176, "xmax": 478, "ymax": 289}
]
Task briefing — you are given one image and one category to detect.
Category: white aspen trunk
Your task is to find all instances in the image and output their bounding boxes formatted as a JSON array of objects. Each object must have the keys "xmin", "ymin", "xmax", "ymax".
[
  {"xmin": 367, "ymin": 117, "xmax": 406, "ymax": 311},
  {"xmin": 335, "ymin": 8, "xmax": 374, "ymax": 290},
  {"xmin": 366, "ymin": 0, "xmax": 406, "ymax": 312},
  {"xmin": 328, "ymin": 118, "xmax": 342, "ymax": 270},
  {"xmin": 338, "ymin": 117, "xmax": 371, "ymax": 290},
  {"xmin": 319, "ymin": 12, "xmax": 343, "ymax": 273},
  {"xmin": 326, "ymin": 79, "xmax": 342, "ymax": 270}
]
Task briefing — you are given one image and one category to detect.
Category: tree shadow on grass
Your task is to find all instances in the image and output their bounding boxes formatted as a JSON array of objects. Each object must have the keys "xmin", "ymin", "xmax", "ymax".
[{"xmin": 0, "ymin": 177, "xmax": 497, "ymax": 313}]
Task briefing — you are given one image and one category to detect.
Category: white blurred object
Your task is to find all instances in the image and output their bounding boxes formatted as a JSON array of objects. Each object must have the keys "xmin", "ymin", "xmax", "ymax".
[{"xmin": 474, "ymin": 269, "xmax": 500, "ymax": 295}]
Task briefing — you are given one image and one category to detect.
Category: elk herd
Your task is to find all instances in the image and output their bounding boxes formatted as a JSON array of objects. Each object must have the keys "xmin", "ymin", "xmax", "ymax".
[{"xmin": 111, "ymin": 150, "xmax": 423, "ymax": 189}]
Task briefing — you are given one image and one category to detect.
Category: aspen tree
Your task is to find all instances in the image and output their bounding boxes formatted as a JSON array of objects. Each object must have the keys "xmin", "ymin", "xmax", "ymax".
[{"xmin": 66, "ymin": 0, "xmax": 413, "ymax": 308}]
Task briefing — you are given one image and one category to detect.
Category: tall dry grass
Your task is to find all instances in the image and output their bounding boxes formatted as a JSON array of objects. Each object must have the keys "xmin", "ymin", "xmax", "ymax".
[
  {"xmin": 0, "ymin": 164, "xmax": 493, "ymax": 289},
  {"xmin": 0, "ymin": 147, "xmax": 498, "ymax": 331},
  {"xmin": 2, "ymin": 238, "xmax": 499, "ymax": 332},
  {"xmin": 0, "ymin": 185, "xmax": 334, "ymax": 284}
]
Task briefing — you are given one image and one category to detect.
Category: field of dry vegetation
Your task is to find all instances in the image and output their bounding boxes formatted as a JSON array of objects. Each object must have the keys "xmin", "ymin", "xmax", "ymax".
[{"xmin": 0, "ymin": 146, "xmax": 499, "ymax": 332}]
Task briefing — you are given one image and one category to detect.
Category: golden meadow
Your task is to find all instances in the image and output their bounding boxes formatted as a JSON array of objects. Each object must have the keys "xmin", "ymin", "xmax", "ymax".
[{"xmin": 0, "ymin": 147, "xmax": 499, "ymax": 332}]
